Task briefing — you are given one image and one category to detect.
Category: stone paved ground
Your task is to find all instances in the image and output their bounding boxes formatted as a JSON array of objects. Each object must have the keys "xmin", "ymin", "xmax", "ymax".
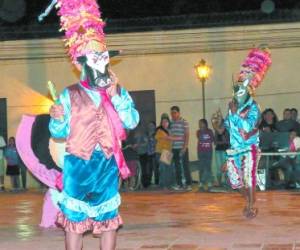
[{"xmin": 1, "ymin": 189, "xmax": 300, "ymax": 250}]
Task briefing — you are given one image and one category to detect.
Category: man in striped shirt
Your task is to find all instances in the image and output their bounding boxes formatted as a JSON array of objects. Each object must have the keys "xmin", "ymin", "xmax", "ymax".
[{"xmin": 170, "ymin": 106, "xmax": 192, "ymax": 191}]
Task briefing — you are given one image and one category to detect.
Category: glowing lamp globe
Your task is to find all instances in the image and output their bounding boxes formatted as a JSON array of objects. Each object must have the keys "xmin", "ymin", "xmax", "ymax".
[{"xmin": 195, "ymin": 59, "xmax": 211, "ymax": 81}]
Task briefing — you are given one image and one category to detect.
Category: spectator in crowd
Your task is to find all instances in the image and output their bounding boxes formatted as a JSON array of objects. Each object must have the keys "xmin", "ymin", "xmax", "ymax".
[
  {"xmin": 259, "ymin": 108, "xmax": 278, "ymax": 132},
  {"xmin": 147, "ymin": 121, "xmax": 158, "ymax": 186},
  {"xmin": 155, "ymin": 114, "xmax": 183, "ymax": 190},
  {"xmin": 289, "ymin": 130, "xmax": 300, "ymax": 188},
  {"xmin": 19, "ymin": 158, "xmax": 27, "ymax": 191},
  {"xmin": 0, "ymin": 135, "xmax": 6, "ymax": 192},
  {"xmin": 271, "ymin": 130, "xmax": 300, "ymax": 189},
  {"xmin": 196, "ymin": 119, "xmax": 214, "ymax": 191},
  {"xmin": 276, "ymin": 108, "xmax": 300, "ymax": 133},
  {"xmin": 170, "ymin": 106, "xmax": 192, "ymax": 191},
  {"xmin": 122, "ymin": 130, "xmax": 140, "ymax": 190},
  {"xmin": 291, "ymin": 108, "xmax": 299, "ymax": 122},
  {"xmin": 5, "ymin": 137, "xmax": 20, "ymax": 192},
  {"xmin": 211, "ymin": 113, "xmax": 230, "ymax": 187},
  {"xmin": 134, "ymin": 126, "xmax": 150, "ymax": 188}
]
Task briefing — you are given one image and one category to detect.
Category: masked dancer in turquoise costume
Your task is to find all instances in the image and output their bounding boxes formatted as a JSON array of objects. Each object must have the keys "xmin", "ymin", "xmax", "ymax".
[{"xmin": 214, "ymin": 46, "xmax": 271, "ymax": 219}]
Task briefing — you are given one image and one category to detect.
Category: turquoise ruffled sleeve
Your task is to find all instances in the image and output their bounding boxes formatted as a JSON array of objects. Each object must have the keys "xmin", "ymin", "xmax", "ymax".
[
  {"xmin": 224, "ymin": 99, "xmax": 261, "ymax": 149},
  {"xmin": 227, "ymin": 103, "xmax": 260, "ymax": 133},
  {"xmin": 49, "ymin": 86, "xmax": 139, "ymax": 138},
  {"xmin": 111, "ymin": 87, "xmax": 140, "ymax": 129},
  {"xmin": 49, "ymin": 88, "xmax": 71, "ymax": 139}
]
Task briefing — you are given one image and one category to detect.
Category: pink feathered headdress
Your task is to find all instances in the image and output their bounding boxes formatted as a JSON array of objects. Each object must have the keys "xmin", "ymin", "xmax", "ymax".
[
  {"xmin": 237, "ymin": 46, "xmax": 272, "ymax": 90},
  {"xmin": 56, "ymin": 0, "xmax": 106, "ymax": 65},
  {"xmin": 39, "ymin": 0, "xmax": 123, "ymax": 67}
]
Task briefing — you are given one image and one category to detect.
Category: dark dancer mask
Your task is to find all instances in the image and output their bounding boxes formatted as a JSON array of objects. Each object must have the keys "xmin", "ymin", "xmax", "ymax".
[{"xmin": 78, "ymin": 50, "xmax": 120, "ymax": 89}]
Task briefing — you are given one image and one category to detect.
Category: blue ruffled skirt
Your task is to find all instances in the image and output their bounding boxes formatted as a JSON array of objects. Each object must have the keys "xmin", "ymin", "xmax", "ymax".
[{"xmin": 58, "ymin": 150, "xmax": 120, "ymax": 223}]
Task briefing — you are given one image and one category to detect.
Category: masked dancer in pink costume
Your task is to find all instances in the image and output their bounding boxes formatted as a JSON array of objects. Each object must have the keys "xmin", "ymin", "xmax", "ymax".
[
  {"xmin": 214, "ymin": 46, "xmax": 271, "ymax": 219},
  {"xmin": 17, "ymin": 0, "xmax": 139, "ymax": 249}
]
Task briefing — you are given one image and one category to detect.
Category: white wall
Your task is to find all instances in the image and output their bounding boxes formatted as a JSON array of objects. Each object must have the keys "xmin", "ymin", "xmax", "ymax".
[{"xmin": 1, "ymin": 22, "xmax": 300, "ymax": 186}]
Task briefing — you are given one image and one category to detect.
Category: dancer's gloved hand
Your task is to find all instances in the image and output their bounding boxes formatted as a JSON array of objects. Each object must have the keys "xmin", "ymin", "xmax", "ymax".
[
  {"xmin": 106, "ymin": 69, "xmax": 119, "ymax": 98},
  {"xmin": 49, "ymin": 104, "xmax": 64, "ymax": 120}
]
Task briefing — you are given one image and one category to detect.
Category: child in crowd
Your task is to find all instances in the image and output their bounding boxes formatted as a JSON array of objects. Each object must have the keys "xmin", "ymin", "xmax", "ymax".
[
  {"xmin": 289, "ymin": 130, "xmax": 300, "ymax": 152},
  {"xmin": 196, "ymin": 119, "xmax": 214, "ymax": 191},
  {"xmin": 5, "ymin": 137, "xmax": 20, "ymax": 192}
]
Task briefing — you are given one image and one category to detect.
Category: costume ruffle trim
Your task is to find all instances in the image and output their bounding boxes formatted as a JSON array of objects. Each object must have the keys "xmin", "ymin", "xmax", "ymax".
[
  {"xmin": 56, "ymin": 212, "xmax": 123, "ymax": 235},
  {"xmin": 54, "ymin": 192, "xmax": 121, "ymax": 217}
]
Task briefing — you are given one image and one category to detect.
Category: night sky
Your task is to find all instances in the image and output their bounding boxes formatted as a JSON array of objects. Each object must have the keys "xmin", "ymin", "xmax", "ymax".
[{"xmin": 2, "ymin": 0, "xmax": 300, "ymax": 26}]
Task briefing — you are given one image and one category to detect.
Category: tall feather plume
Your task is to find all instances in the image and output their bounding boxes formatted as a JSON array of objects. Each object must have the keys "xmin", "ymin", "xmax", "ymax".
[
  {"xmin": 56, "ymin": 0, "xmax": 106, "ymax": 65},
  {"xmin": 238, "ymin": 46, "xmax": 272, "ymax": 90}
]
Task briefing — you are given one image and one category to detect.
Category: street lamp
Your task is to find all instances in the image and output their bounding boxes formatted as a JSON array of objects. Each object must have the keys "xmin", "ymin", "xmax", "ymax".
[{"xmin": 195, "ymin": 59, "xmax": 211, "ymax": 119}]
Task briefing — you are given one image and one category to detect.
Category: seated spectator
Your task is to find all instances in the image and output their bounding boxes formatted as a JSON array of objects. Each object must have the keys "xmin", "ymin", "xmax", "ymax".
[
  {"xmin": 270, "ymin": 130, "xmax": 300, "ymax": 189},
  {"xmin": 259, "ymin": 108, "xmax": 278, "ymax": 132},
  {"xmin": 289, "ymin": 130, "xmax": 300, "ymax": 188},
  {"xmin": 276, "ymin": 108, "xmax": 300, "ymax": 134},
  {"xmin": 291, "ymin": 108, "xmax": 299, "ymax": 122}
]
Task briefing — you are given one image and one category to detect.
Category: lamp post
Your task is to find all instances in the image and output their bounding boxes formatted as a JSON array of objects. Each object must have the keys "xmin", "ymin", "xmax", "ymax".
[{"xmin": 195, "ymin": 59, "xmax": 211, "ymax": 119}]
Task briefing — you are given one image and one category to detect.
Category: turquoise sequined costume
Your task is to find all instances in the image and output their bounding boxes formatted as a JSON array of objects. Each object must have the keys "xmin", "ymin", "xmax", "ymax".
[{"xmin": 224, "ymin": 97, "xmax": 261, "ymax": 189}]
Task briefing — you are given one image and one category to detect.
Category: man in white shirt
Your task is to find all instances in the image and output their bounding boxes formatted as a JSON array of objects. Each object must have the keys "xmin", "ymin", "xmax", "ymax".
[{"xmin": 0, "ymin": 135, "xmax": 6, "ymax": 191}]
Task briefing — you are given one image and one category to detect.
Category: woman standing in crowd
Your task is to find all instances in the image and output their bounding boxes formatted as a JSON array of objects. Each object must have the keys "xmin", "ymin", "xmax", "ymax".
[
  {"xmin": 211, "ymin": 115, "xmax": 230, "ymax": 187},
  {"xmin": 147, "ymin": 121, "xmax": 158, "ymax": 186},
  {"xmin": 135, "ymin": 126, "xmax": 150, "ymax": 188},
  {"xmin": 196, "ymin": 119, "xmax": 214, "ymax": 191},
  {"xmin": 259, "ymin": 108, "xmax": 278, "ymax": 132},
  {"xmin": 5, "ymin": 137, "xmax": 20, "ymax": 192},
  {"xmin": 155, "ymin": 114, "xmax": 181, "ymax": 190}
]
